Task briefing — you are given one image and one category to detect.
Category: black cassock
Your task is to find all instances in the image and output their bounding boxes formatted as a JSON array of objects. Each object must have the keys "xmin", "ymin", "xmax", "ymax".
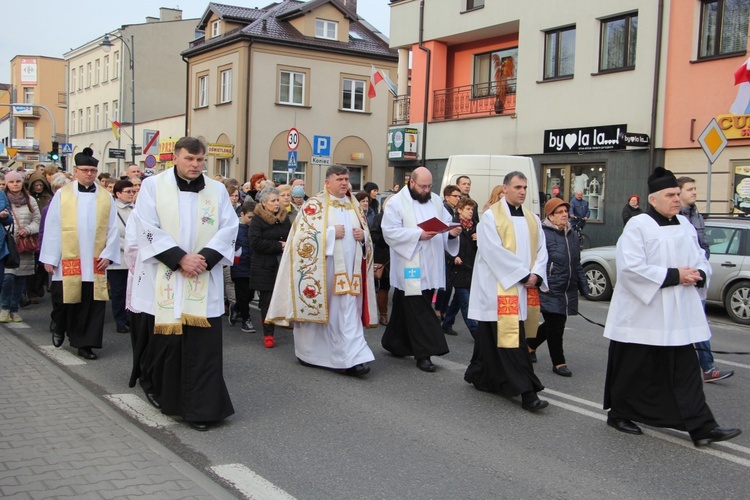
[{"xmin": 382, "ymin": 288, "xmax": 449, "ymax": 359}]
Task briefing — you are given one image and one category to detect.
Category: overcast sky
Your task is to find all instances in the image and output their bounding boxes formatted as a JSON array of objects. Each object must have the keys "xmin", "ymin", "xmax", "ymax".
[{"xmin": 0, "ymin": 0, "xmax": 391, "ymax": 84}]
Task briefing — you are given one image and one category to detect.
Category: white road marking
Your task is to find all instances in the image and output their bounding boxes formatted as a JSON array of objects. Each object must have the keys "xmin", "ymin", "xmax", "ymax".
[
  {"xmin": 39, "ymin": 345, "xmax": 86, "ymax": 365},
  {"xmin": 5, "ymin": 322, "xmax": 31, "ymax": 329},
  {"xmin": 211, "ymin": 463, "xmax": 296, "ymax": 500},
  {"xmin": 713, "ymin": 358, "xmax": 750, "ymax": 370},
  {"xmin": 104, "ymin": 394, "xmax": 176, "ymax": 428}
]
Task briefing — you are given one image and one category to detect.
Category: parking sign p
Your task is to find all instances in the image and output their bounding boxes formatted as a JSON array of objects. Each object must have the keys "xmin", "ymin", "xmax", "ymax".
[{"xmin": 313, "ymin": 135, "xmax": 331, "ymax": 156}]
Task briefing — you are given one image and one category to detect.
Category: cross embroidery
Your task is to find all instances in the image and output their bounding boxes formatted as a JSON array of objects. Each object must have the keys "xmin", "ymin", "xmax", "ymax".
[
  {"xmin": 497, "ymin": 296, "xmax": 519, "ymax": 315},
  {"xmin": 337, "ymin": 278, "xmax": 347, "ymax": 289},
  {"xmin": 62, "ymin": 259, "xmax": 82, "ymax": 277},
  {"xmin": 164, "ymin": 284, "xmax": 173, "ymax": 300},
  {"xmin": 192, "ymin": 276, "xmax": 201, "ymax": 290},
  {"xmin": 352, "ymin": 281, "xmax": 359, "ymax": 291},
  {"xmin": 407, "ymin": 269, "xmax": 417, "ymax": 278}
]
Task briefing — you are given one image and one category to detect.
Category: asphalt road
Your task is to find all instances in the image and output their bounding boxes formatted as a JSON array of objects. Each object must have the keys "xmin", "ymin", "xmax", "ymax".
[{"xmin": 8, "ymin": 293, "xmax": 750, "ymax": 499}]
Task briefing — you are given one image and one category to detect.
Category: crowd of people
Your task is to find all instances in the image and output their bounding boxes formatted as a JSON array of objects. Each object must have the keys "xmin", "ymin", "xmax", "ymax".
[{"xmin": 0, "ymin": 138, "xmax": 740, "ymax": 446}]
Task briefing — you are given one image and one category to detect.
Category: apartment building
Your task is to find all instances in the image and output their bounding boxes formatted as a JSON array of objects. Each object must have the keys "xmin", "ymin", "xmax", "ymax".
[
  {"xmin": 389, "ymin": 0, "xmax": 750, "ymax": 245},
  {"xmin": 182, "ymin": 0, "xmax": 398, "ymax": 190}
]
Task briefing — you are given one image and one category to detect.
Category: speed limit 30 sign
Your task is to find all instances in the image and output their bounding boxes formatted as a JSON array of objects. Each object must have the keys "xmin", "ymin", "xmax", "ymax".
[{"xmin": 287, "ymin": 128, "xmax": 299, "ymax": 151}]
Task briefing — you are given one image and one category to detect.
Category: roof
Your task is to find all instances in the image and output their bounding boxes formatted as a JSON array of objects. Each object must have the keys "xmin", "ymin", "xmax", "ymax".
[{"xmin": 187, "ymin": 0, "xmax": 396, "ymax": 61}]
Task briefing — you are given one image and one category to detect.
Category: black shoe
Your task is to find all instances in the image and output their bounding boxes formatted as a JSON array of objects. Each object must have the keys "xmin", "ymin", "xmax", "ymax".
[
  {"xmin": 442, "ymin": 326, "xmax": 458, "ymax": 336},
  {"xmin": 607, "ymin": 416, "xmax": 643, "ymax": 435},
  {"xmin": 528, "ymin": 351, "xmax": 537, "ymax": 363},
  {"xmin": 298, "ymin": 357, "xmax": 315, "ymax": 367},
  {"xmin": 117, "ymin": 325, "xmax": 130, "ymax": 334},
  {"xmin": 693, "ymin": 427, "xmax": 742, "ymax": 447},
  {"xmin": 345, "ymin": 363, "xmax": 371, "ymax": 377},
  {"xmin": 49, "ymin": 320, "xmax": 57, "ymax": 333},
  {"xmin": 144, "ymin": 392, "xmax": 161, "ymax": 409},
  {"xmin": 416, "ymin": 358, "xmax": 436, "ymax": 372},
  {"xmin": 77, "ymin": 347, "xmax": 98, "ymax": 360},
  {"xmin": 189, "ymin": 421, "xmax": 210, "ymax": 431},
  {"xmin": 553, "ymin": 365, "xmax": 572, "ymax": 377},
  {"xmin": 521, "ymin": 398, "xmax": 549, "ymax": 412},
  {"xmin": 52, "ymin": 332, "xmax": 64, "ymax": 348}
]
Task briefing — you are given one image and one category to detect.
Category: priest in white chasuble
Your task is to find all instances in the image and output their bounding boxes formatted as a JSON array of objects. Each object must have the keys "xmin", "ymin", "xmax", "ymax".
[
  {"xmin": 603, "ymin": 167, "xmax": 741, "ymax": 447},
  {"xmin": 267, "ymin": 165, "xmax": 376, "ymax": 376},
  {"xmin": 463, "ymin": 171, "xmax": 550, "ymax": 412},
  {"xmin": 40, "ymin": 148, "xmax": 119, "ymax": 361},
  {"xmin": 380, "ymin": 167, "xmax": 461, "ymax": 373},
  {"xmin": 129, "ymin": 137, "xmax": 237, "ymax": 432}
]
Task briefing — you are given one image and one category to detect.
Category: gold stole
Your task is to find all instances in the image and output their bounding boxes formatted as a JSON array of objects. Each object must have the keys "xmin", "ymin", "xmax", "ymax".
[
  {"xmin": 330, "ymin": 194, "xmax": 364, "ymax": 296},
  {"xmin": 491, "ymin": 202, "xmax": 541, "ymax": 348},
  {"xmin": 153, "ymin": 172, "xmax": 218, "ymax": 334},
  {"xmin": 60, "ymin": 182, "xmax": 111, "ymax": 304}
]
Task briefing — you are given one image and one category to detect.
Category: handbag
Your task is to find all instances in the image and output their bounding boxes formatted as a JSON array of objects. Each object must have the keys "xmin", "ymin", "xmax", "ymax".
[
  {"xmin": 17, "ymin": 233, "xmax": 39, "ymax": 254},
  {"xmin": 373, "ymin": 261, "xmax": 388, "ymax": 280},
  {"xmin": 3, "ymin": 224, "xmax": 20, "ymax": 269}
]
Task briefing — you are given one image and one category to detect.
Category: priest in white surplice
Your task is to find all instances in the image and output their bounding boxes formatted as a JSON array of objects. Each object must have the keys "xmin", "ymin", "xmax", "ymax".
[
  {"xmin": 463, "ymin": 171, "xmax": 550, "ymax": 412},
  {"xmin": 267, "ymin": 165, "xmax": 376, "ymax": 376},
  {"xmin": 129, "ymin": 137, "xmax": 237, "ymax": 431},
  {"xmin": 381, "ymin": 167, "xmax": 461, "ymax": 373},
  {"xmin": 603, "ymin": 167, "xmax": 741, "ymax": 447},
  {"xmin": 41, "ymin": 148, "xmax": 119, "ymax": 361}
]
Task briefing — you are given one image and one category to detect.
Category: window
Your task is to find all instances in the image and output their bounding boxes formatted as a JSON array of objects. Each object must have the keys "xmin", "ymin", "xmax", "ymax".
[
  {"xmin": 94, "ymin": 59, "xmax": 100, "ymax": 85},
  {"xmin": 473, "ymin": 47, "xmax": 518, "ymax": 98},
  {"xmin": 543, "ymin": 164, "xmax": 606, "ymax": 223},
  {"xmin": 94, "ymin": 105, "xmax": 100, "ymax": 130},
  {"xmin": 103, "ymin": 103, "xmax": 109, "ymax": 125},
  {"xmin": 315, "ymin": 19, "xmax": 337, "ymax": 40},
  {"xmin": 220, "ymin": 69, "xmax": 232, "ymax": 103},
  {"xmin": 279, "ymin": 70, "xmax": 305, "ymax": 105},
  {"xmin": 705, "ymin": 226, "xmax": 743, "ymax": 255},
  {"xmin": 342, "ymin": 78, "xmax": 366, "ymax": 111},
  {"xmin": 71, "ymin": 69, "xmax": 76, "ymax": 93},
  {"xmin": 465, "ymin": 0, "xmax": 485, "ymax": 10},
  {"xmin": 86, "ymin": 107, "xmax": 91, "ymax": 132},
  {"xmin": 211, "ymin": 20, "xmax": 221, "ymax": 38},
  {"xmin": 23, "ymin": 122, "xmax": 34, "ymax": 140},
  {"xmin": 544, "ymin": 26, "xmax": 576, "ymax": 79},
  {"xmin": 78, "ymin": 65, "xmax": 83, "ymax": 89},
  {"xmin": 103, "ymin": 55, "xmax": 109, "ymax": 81},
  {"xmin": 23, "ymin": 87, "xmax": 34, "ymax": 104},
  {"xmin": 78, "ymin": 108, "xmax": 83, "ymax": 133},
  {"xmin": 86, "ymin": 62, "xmax": 92, "ymax": 87},
  {"xmin": 599, "ymin": 13, "xmax": 638, "ymax": 72},
  {"xmin": 272, "ymin": 160, "xmax": 307, "ymax": 185},
  {"xmin": 113, "ymin": 100, "xmax": 119, "ymax": 121},
  {"xmin": 197, "ymin": 74, "xmax": 209, "ymax": 107},
  {"xmin": 216, "ymin": 158, "xmax": 230, "ymax": 178},
  {"xmin": 113, "ymin": 51, "xmax": 120, "ymax": 80},
  {"xmin": 699, "ymin": 0, "xmax": 750, "ymax": 58},
  {"xmin": 71, "ymin": 111, "xmax": 76, "ymax": 134}
]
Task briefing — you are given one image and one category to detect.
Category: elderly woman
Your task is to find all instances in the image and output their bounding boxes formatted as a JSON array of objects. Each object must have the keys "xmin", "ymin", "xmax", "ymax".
[
  {"xmin": 622, "ymin": 194, "xmax": 643, "ymax": 225},
  {"xmin": 107, "ymin": 180, "xmax": 135, "ymax": 334},
  {"xmin": 277, "ymin": 184, "xmax": 292, "ymax": 216},
  {"xmin": 248, "ymin": 186, "xmax": 291, "ymax": 348},
  {"xmin": 0, "ymin": 171, "xmax": 40, "ymax": 323},
  {"xmin": 289, "ymin": 185, "xmax": 305, "ymax": 223},
  {"xmin": 527, "ymin": 198, "xmax": 589, "ymax": 377}
]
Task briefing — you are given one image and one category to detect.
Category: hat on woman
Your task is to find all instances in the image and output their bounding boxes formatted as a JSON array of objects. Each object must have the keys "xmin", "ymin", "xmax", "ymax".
[{"xmin": 544, "ymin": 197, "xmax": 570, "ymax": 217}]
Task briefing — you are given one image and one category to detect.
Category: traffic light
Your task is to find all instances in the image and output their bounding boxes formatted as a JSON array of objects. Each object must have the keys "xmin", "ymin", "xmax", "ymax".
[{"xmin": 49, "ymin": 141, "xmax": 60, "ymax": 162}]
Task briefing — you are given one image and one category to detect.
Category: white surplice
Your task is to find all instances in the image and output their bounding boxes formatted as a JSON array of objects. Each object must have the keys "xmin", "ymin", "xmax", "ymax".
[
  {"xmin": 468, "ymin": 203, "xmax": 548, "ymax": 322},
  {"xmin": 129, "ymin": 171, "xmax": 238, "ymax": 318},
  {"xmin": 294, "ymin": 195, "xmax": 375, "ymax": 369},
  {"xmin": 603, "ymin": 214, "xmax": 711, "ymax": 346},
  {"xmin": 382, "ymin": 192, "xmax": 458, "ymax": 291},
  {"xmin": 40, "ymin": 182, "xmax": 120, "ymax": 281}
]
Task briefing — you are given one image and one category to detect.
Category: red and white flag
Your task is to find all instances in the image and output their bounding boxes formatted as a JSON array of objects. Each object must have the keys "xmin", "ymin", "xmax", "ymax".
[
  {"xmin": 368, "ymin": 65, "xmax": 384, "ymax": 98},
  {"xmin": 731, "ymin": 58, "xmax": 750, "ymax": 114}
]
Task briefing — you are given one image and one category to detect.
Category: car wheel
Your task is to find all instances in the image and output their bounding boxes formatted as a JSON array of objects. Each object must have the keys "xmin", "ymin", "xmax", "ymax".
[
  {"xmin": 583, "ymin": 263, "xmax": 612, "ymax": 301},
  {"xmin": 724, "ymin": 280, "xmax": 750, "ymax": 325}
]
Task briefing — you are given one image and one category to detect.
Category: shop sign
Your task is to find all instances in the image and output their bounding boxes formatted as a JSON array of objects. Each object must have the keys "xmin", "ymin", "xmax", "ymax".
[
  {"xmin": 544, "ymin": 124, "xmax": 627, "ymax": 153},
  {"xmin": 388, "ymin": 127, "xmax": 418, "ymax": 160},
  {"xmin": 734, "ymin": 164, "xmax": 750, "ymax": 214},
  {"xmin": 208, "ymin": 143, "xmax": 234, "ymax": 157},
  {"xmin": 159, "ymin": 138, "xmax": 178, "ymax": 155},
  {"xmin": 716, "ymin": 114, "xmax": 750, "ymax": 139}
]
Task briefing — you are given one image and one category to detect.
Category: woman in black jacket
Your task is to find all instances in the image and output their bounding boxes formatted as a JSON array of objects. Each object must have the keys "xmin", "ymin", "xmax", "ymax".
[
  {"xmin": 527, "ymin": 198, "xmax": 589, "ymax": 377},
  {"xmin": 370, "ymin": 194, "xmax": 393, "ymax": 325},
  {"xmin": 248, "ymin": 187, "xmax": 291, "ymax": 348},
  {"xmin": 622, "ymin": 194, "xmax": 643, "ymax": 225}
]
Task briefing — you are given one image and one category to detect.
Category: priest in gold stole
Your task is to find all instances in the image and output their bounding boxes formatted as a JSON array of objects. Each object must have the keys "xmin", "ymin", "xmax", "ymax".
[
  {"xmin": 464, "ymin": 171, "xmax": 550, "ymax": 412},
  {"xmin": 40, "ymin": 148, "xmax": 120, "ymax": 360}
]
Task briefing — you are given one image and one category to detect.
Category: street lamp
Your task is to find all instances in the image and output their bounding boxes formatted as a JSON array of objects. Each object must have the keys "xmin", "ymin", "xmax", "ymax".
[{"xmin": 100, "ymin": 33, "xmax": 136, "ymax": 166}]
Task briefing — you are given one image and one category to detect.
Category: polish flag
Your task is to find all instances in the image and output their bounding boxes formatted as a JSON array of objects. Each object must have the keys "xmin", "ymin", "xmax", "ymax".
[
  {"xmin": 368, "ymin": 65, "xmax": 384, "ymax": 98},
  {"xmin": 731, "ymin": 58, "xmax": 750, "ymax": 114}
]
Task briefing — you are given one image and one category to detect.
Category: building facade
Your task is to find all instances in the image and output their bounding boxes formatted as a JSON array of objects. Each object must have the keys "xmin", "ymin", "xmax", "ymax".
[{"xmin": 183, "ymin": 0, "xmax": 398, "ymax": 191}]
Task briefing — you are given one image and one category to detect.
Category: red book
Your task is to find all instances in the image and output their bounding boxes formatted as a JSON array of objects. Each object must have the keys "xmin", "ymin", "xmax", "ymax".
[{"xmin": 418, "ymin": 217, "xmax": 461, "ymax": 233}]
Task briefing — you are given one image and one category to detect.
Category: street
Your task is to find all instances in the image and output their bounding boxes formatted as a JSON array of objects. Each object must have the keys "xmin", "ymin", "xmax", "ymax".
[{"xmin": 6, "ymin": 295, "xmax": 750, "ymax": 499}]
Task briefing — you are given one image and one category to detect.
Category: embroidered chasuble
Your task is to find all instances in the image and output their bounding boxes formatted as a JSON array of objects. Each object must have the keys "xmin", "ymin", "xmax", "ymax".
[
  {"xmin": 491, "ymin": 202, "xmax": 541, "ymax": 348},
  {"xmin": 60, "ymin": 182, "xmax": 112, "ymax": 303}
]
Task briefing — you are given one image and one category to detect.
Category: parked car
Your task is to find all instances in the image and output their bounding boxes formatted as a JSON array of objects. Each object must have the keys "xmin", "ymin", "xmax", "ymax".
[{"xmin": 580, "ymin": 217, "xmax": 750, "ymax": 325}]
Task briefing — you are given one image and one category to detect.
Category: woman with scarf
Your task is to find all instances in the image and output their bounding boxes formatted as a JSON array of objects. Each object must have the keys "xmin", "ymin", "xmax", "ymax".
[
  {"xmin": 0, "ymin": 171, "xmax": 40, "ymax": 323},
  {"xmin": 107, "ymin": 180, "xmax": 135, "ymax": 334}
]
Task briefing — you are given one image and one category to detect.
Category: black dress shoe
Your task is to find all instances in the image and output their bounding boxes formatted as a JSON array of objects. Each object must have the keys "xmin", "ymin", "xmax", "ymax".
[
  {"xmin": 49, "ymin": 320, "xmax": 57, "ymax": 333},
  {"xmin": 77, "ymin": 347, "xmax": 98, "ymax": 360},
  {"xmin": 521, "ymin": 398, "xmax": 549, "ymax": 412},
  {"xmin": 553, "ymin": 365, "xmax": 572, "ymax": 377},
  {"xmin": 416, "ymin": 357, "xmax": 436, "ymax": 372},
  {"xmin": 442, "ymin": 326, "xmax": 458, "ymax": 336},
  {"xmin": 52, "ymin": 332, "xmax": 64, "ymax": 348},
  {"xmin": 528, "ymin": 351, "xmax": 537, "ymax": 363},
  {"xmin": 144, "ymin": 392, "xmax": 161, "ymax": 409},
  {"xmin": 345, "ymin": 363, "xmax": 371, "ymax": 377},
  {"xmin": 189, "ymin": 421, "xmax": 210, "ymax": 431},
  {"xmin": 117, "ymin": 325, "xmax": 130, "ymax": 334},
  {"xmin": 693, "ymin": 427, "xmax": 742, "ymax": 447},
  {"xmin": 607, "ymin": 416, "xmax": 643, "ymax": 435}
]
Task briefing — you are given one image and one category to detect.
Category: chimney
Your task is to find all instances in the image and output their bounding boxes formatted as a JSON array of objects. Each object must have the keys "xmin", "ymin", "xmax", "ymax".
[
  {"xmin": 342, "ymin": 0, "xmax": 357, "ymax": 15},
  {"xmin": 159, "ymin": 8, "xmax": 183, "ymax": 21}
]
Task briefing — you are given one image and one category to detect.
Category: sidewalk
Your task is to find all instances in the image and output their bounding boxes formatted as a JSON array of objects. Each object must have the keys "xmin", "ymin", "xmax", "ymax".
[{"xmin": 0, "ymin": 329, "xmax": 236, "ymax": 499}]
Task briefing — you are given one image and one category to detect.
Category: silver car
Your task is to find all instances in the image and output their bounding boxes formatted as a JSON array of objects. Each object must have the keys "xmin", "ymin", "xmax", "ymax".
[{"xmin": 581, "ymin": 217, "xmax": 750, "ymax": 325}]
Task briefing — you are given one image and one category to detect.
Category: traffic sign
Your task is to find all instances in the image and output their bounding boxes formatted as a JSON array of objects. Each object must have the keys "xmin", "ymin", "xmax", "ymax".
[
  {"xmin": 288, "ymin": 151, "xmax": 298, "ymax": 170},
  {"xmin": 145, "ymin": 155, "xmax": 157, "ymax": 168},
  {"xmin": 6, "ymin": 148, "xmax": 18, "ymax": 158},
  {"xmin": 311, "ymin": 155, "xmax": 331, "ymax": 166},
  {"xmin": 61, "ymin": 143, "xmax": 73, "ymax": 154},
  {"xmin": 697, "ymin": 118, "xmax": 727, "ymax": 164},
  {"xmin": 287, "ymin": 128, "xmax": 299, "ymax": 151},
  {"xmin": 144, "ymin": 130, "xmax": 160, "ymax": 155},
  {"xmin": 313, "ymin": 135, "xmax": 331, "ymax": 156}
]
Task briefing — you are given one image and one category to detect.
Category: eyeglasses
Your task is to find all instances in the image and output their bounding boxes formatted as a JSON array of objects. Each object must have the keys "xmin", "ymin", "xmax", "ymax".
[
  {"xmin": 412, "ymin": 181, "xmax": 433, "ymax": 190},
  {"xmin": 76, "ymin": 167, "xmax": 98, "ymax": 174}
]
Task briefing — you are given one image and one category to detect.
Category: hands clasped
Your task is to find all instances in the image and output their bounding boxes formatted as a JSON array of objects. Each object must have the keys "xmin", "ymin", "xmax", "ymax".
[
  {"xmin": 179, "ymin": 253, "xmax": 207, "ymax": 278},
  {"xmin": 678, "ymin": 266, "xmax": 702, "ymax": 286}
]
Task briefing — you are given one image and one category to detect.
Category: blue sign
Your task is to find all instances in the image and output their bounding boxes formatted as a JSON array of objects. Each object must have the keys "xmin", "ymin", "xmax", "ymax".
[
  {"xmin": 288, "ymin": 150, "xmax": 298, "ymax": 171},
  {"xmin": 404, "ymin": 267, "xmax": 421, "ymax": 279},
  {"xmin": 61, "ymin": 143, "xmax": 73, "ymax": 154},
  {"xmin": 313, "ymin": 135, "xmax": 331, "ymax": 156}
]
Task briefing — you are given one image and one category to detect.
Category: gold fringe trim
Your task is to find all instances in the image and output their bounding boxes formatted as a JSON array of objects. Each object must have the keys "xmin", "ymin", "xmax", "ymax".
[
  {"xmin": 154, "ymin": 323, "xmax": 183, "ymax": 335},
  {"xmin": 181, "ymin": 313, "xmax": 211, "ymax": 328}
]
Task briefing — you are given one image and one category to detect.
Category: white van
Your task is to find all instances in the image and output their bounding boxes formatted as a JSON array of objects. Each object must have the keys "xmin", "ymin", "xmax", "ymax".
[{"xmin": 439, "ymin": 155, "xmax": 540, "ymax": 216}]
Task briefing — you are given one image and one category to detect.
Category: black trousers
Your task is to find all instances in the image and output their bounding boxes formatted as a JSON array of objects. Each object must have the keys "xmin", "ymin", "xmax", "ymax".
[
  {"xmin": 50, "ymin": 281, "xmax": 106, "ymax": 349},
  {"xmin": 107, "ymin": 269, "xmax": 129, "ymax": 329},
  {"xmin": 258, "ymin": 290, "xmax": 274, "ymax": 336},
  {"xmin": 233, "ymin": 277, "xmax": 251, "ymax": 321},
  {"xmin": 526, "ymin": 311, "xmax": 567, "ymax": 366},
  {"xmin": 382, "ymin": 288, "xmax": 449, "ymax": 359}
]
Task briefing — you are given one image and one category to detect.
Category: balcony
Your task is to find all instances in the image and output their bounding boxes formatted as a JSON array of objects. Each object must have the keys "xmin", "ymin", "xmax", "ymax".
[
  {"xmin": 391, "ymin": 95, "xmax": 410, "ymax": 125},
  {"xmin": 432, "ymin": 80, "xmax": 516, "ymax": 121}
]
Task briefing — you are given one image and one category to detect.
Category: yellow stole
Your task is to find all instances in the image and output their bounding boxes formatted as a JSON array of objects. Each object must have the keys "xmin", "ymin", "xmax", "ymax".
[
  {"xmin": 490, "ymin": 202, "xmax": 541, "ymax": 348},
  {"xmin": 329, "ymin": 194, "xmax": 365, "ymax": 296},
  {"xmin": 60, "ymin": 182, "xmax": 111, "ymax": 304}
]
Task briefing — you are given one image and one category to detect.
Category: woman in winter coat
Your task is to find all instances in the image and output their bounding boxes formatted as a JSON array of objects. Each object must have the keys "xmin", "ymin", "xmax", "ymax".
[
  {"xmin": 0, "ymin": 171, "xmax": 40, "ymax": 323},
  {"xmin": 441, "ymin": 197, "xmax": 478, "ymax": 337},
  {"xmin": 26, "ymin": 171, "xmax": 54, "ymax": 303},
  {"xmin": 621, "ymin": 194, "xmax": 643, "ymax": 225},
  {"xmin": 527, "ymin": 198, "xmax": 589, "ymax": 377},
  {"xmin": 248, "ymin": 186, "xmax": 291, "ymax": 348},
  {"xmin": 370, "ymin": 194, "xmax": 392, "ymax": 325}
]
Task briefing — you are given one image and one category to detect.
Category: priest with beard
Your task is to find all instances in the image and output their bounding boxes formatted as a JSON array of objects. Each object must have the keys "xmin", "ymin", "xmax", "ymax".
[
  {"xmin": 603, "ymin": 167, "xmax": 741, "ymax": 447},
  {"xmin": 381, "ymin": 167, "xmax": 461, "ymax": 372}
]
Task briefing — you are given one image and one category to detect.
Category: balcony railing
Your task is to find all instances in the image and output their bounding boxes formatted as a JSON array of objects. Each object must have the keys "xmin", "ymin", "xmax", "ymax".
[
  {"xmin": 432, "ymin": 80, "xmax": 516, "ymax": 121},
  {"xmin": 391, "ymin": 95, "xmax": 410, "ymax": 125}
]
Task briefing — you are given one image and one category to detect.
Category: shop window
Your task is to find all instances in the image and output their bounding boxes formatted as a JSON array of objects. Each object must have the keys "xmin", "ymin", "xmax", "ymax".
[
  {"xmin": 272, "ymin": 160, "xmax": 307, "ymax": 185},
  {"xmin": 543, "ymin": 163, "xmax": 606, "ymax": 222},
  {"xmin": 699, "ymin": 0, "xmax": 750, "ymax": 58}
]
